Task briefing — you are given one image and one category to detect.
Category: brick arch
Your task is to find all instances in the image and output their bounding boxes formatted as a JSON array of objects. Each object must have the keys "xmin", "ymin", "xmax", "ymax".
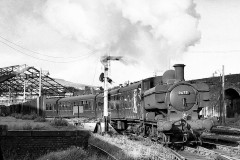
[
  {"xmin": 224, "ymin": 86, "xmax": 240, "ymax": 118},
  {"xmin": 225, "ymin": 85, "xmax": 240, "ymax": 96}
]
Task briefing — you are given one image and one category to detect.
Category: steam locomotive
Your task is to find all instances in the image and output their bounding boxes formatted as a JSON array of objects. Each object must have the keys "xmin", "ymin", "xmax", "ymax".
[
  {"xmin": 106, "ymin": 64, "xmax": 214, "ymax": 147},
  {"xmin": 9, "ymin": 64, "xmax": 215, "ymax": 147}
]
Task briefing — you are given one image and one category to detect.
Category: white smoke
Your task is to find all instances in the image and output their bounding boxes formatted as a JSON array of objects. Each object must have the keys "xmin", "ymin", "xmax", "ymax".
[
  {"xmin": 0, "ymin": 0, "xmax": 201, "ymax": 84},
  {"xmin": 43, "ymin": 0, "xmax": 200, "ymax": 68}
]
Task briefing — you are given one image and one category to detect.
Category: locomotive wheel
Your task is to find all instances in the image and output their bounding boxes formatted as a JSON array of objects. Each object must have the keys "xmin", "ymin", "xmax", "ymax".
[
  {"xmin": 163, "ymin": 134, "xmax": 167, "ymax": 144},
  {"xmin": 160, "ymin": 133, "xmax": 169, "ymax": 147}
]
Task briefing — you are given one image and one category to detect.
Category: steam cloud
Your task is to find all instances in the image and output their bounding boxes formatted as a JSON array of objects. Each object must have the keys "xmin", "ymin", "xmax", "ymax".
[{"xmin": 0, "ymin": 0, "xmax": 200, "ymax": 70}]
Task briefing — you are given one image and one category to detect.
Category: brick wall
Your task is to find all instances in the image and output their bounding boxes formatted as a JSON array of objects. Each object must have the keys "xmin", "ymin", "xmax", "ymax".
[{"xmin": 0, "ymin": 126, "xmax": 91, "ymax": 160}]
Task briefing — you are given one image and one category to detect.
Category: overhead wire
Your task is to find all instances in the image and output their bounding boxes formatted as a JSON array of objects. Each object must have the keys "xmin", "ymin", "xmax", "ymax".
[
  {"xmin": 0, "ymin": 35, "xmax": 94, "ymax": 59},
  {"xmin": 0, "ymin": 39, "xmax": 97, "ymax": 63},
  {"xmin": 189, "ymin": 50, "xmax": 240, "ymax": 53}
]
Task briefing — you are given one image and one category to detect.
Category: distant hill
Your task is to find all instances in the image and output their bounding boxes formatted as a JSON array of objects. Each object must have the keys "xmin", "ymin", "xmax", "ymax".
[{"xmin": 54, "ymin": 78, "xmax": 94, "ymax": 90}]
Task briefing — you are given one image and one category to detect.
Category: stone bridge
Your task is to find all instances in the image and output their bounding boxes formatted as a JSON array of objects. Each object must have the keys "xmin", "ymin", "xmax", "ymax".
[{"xmin": 190, "ymin": 74, "xmax": 240, "ymax": 119}]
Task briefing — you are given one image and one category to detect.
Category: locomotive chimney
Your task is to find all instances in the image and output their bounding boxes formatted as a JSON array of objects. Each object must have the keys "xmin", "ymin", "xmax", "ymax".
[{"xmin": 173, "ymin": 64, "xmax": 185, "ymax": 81}]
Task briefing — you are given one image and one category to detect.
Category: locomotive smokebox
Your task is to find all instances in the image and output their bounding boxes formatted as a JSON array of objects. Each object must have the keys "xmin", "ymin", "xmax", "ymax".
[{"xmin": 173, "ymin": 64, "xmax": 185, "ymax": 82}]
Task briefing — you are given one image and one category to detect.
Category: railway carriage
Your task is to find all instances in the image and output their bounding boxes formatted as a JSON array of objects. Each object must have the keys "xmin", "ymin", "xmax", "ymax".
[
  {"xmin": 45, "ymin": 94, "xmax": 103, "ymax": 118},
  {"xmin": 45, "ymin": 98, "xmax": 60, "ymax": 117},
  {"xmin": 108, "ymin": 82, "xmax": 142, "ymax": 120}
]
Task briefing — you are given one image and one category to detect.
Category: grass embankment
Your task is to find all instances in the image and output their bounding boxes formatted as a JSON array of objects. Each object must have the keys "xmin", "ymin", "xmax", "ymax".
[
  {"xmin": 89, "ymin": 134, "xmax": 170, "ymax": 160},
  {"xmin": 0, "ymin": 114, "xmax": 77, "ymax": 130},
  {"xmin": 38, "ymin": 133, "xmax": 170, "ymax": 160},
  {"xmin": 36, "ymin": 146, "xmax": 111, "ymax": 160},
  {"xmin": 0, "ymin": 115, "xmax": 169, "ymax": 160}
]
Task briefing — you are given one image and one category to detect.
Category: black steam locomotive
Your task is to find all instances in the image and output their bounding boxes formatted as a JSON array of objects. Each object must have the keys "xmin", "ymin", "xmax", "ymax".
[
  {"xmin": 107, "ymin": 64, "xmax": 214, "ymax": 147},
  {"xmin": 9, "ymin": 64, "xmax": 214, "ymax": 147}
]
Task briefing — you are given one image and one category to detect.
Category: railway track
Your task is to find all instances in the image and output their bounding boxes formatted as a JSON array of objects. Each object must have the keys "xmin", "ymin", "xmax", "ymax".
[
  {"xmin": 88, "ymin": 124, "xmax": 240, "ymax": 160},
  {"xmin": 128, "ymin": 133, "xmax": 240, "ymax": 160},
  {"xmin": 211, "ymin": 126, "xmax": 240, "ymax": 135},
  {"xmin": 88, "ymin": 143, "xmax": 118, "ymax": 160},
  {"xmin": 177, "ymin": 145, "xmax": 240, "ymax": 160},
  {"xmin": 90, "ymin": 133, "xmax": 240, "ymax": 160},
  {"xmin": 202, "ymin": 142, "xmax": 240, "ymax": 159}
]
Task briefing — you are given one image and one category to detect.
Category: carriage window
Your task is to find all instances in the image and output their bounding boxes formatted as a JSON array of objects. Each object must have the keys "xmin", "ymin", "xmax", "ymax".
[
  {"xmin": 130, "ymin": 92, "xmax": 133, "ymax": 100},
  {"xmin": 79, "ymin": 101, "xmax": 82, "ymax": 106},
  {"xmin": 61, "ymin": 104, "xmax": 63, "ymax": 110},
  {"xmin": 84, "ymin": 101, "xmax": 89, "ymax": 110},
  {"xmin": 111, "ymin": 103, "xmax": 114, "ymax": 110},
  {"xmin": 143, "ymin": 81, "xmax": 150, "ymax": 91},
  {"xmin": 88, "ymin": 101, "xmax": 91, "ymax": 110},
  {"xmin": 66, "ymin": 102, "xmax": 68, "ymax": 109},
  {"xmin": 90, "ymin": 101, "xmax": 94, "ymax": 110},
  {"xmin": 97, "ymin": 101, "xmax": 102, "ymax": 110},
  {"xmin": 124, "ymin": 94, "xmax": 128, "ymax": 102},
  {"xmin": 67, "ymin": 102, "xmax": 70, "ymax": 110}
]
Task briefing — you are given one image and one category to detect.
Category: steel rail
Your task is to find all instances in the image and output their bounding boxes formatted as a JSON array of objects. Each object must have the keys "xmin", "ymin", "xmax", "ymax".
[
  {"xmin": 215, "ymin": 144, "xmax": 240, "ymax": 156},
  {"xmin": 88, "ymin": 143, "xmax": 119, "ymax": 160},
  {"xmin": 186, "ymin": 146, "xmax": 239, "ymax": 160},
  {"xmin": 168, "ymin": 148, "xmax": 187, "ymax": 160},
  {"xmin": 149, "ymin": 142, "xmax": 187, "ymax": 160}
]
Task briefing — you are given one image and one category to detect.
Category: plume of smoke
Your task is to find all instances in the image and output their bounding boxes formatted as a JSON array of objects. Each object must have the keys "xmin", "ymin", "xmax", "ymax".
[
  {"xmin": 43, "ymin": 0, "xmax": 200, "ymax": 69},
  {"xmin": 0, "ymin": 0, "xmax": 200, "ymax": 70}
]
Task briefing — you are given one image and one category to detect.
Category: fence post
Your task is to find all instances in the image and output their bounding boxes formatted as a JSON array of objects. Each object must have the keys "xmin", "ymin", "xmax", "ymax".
[{"xmin": 0, "ymin": 125, "xmax": 8, "ymax": 160}]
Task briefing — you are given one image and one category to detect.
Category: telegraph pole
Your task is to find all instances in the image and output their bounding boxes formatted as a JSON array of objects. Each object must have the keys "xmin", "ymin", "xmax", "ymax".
[
  {"xmin": 222, "ymin": 65, "xmax": 225, "ymax": 125},
  {"xmin": 39, "ymin": 68, "xmax": 42, "ymax": 97},
  {"xmin": 37, "ymin": 68, "xmax": 42, "ymax": 116},
  {"xmin": 23, "ymin": 80, "xmax": 26, "ymax": 102}
]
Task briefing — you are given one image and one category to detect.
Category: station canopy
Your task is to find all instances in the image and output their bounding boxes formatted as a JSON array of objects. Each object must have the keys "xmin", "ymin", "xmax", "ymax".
[{"xmin": 0, "ymin": 64, "xmax": 70, "ymax": 97}]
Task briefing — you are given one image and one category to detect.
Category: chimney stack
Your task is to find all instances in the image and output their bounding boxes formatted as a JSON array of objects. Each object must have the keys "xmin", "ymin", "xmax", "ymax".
[{"xmin": 173, "ymin": 64, "xmax": 185, "ymax": 82}]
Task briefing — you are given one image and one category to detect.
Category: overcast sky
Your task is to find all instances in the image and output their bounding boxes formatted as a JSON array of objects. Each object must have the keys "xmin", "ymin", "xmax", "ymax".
[{"xmin": 0, "ymin": 0, "xmax": 240, "ymax": 87}]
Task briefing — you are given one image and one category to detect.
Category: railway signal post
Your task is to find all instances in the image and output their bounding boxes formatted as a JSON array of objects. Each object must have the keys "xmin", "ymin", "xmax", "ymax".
[{"xmin": 101, "ymin": 55, "xmax": 122, "ymax": 132}]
